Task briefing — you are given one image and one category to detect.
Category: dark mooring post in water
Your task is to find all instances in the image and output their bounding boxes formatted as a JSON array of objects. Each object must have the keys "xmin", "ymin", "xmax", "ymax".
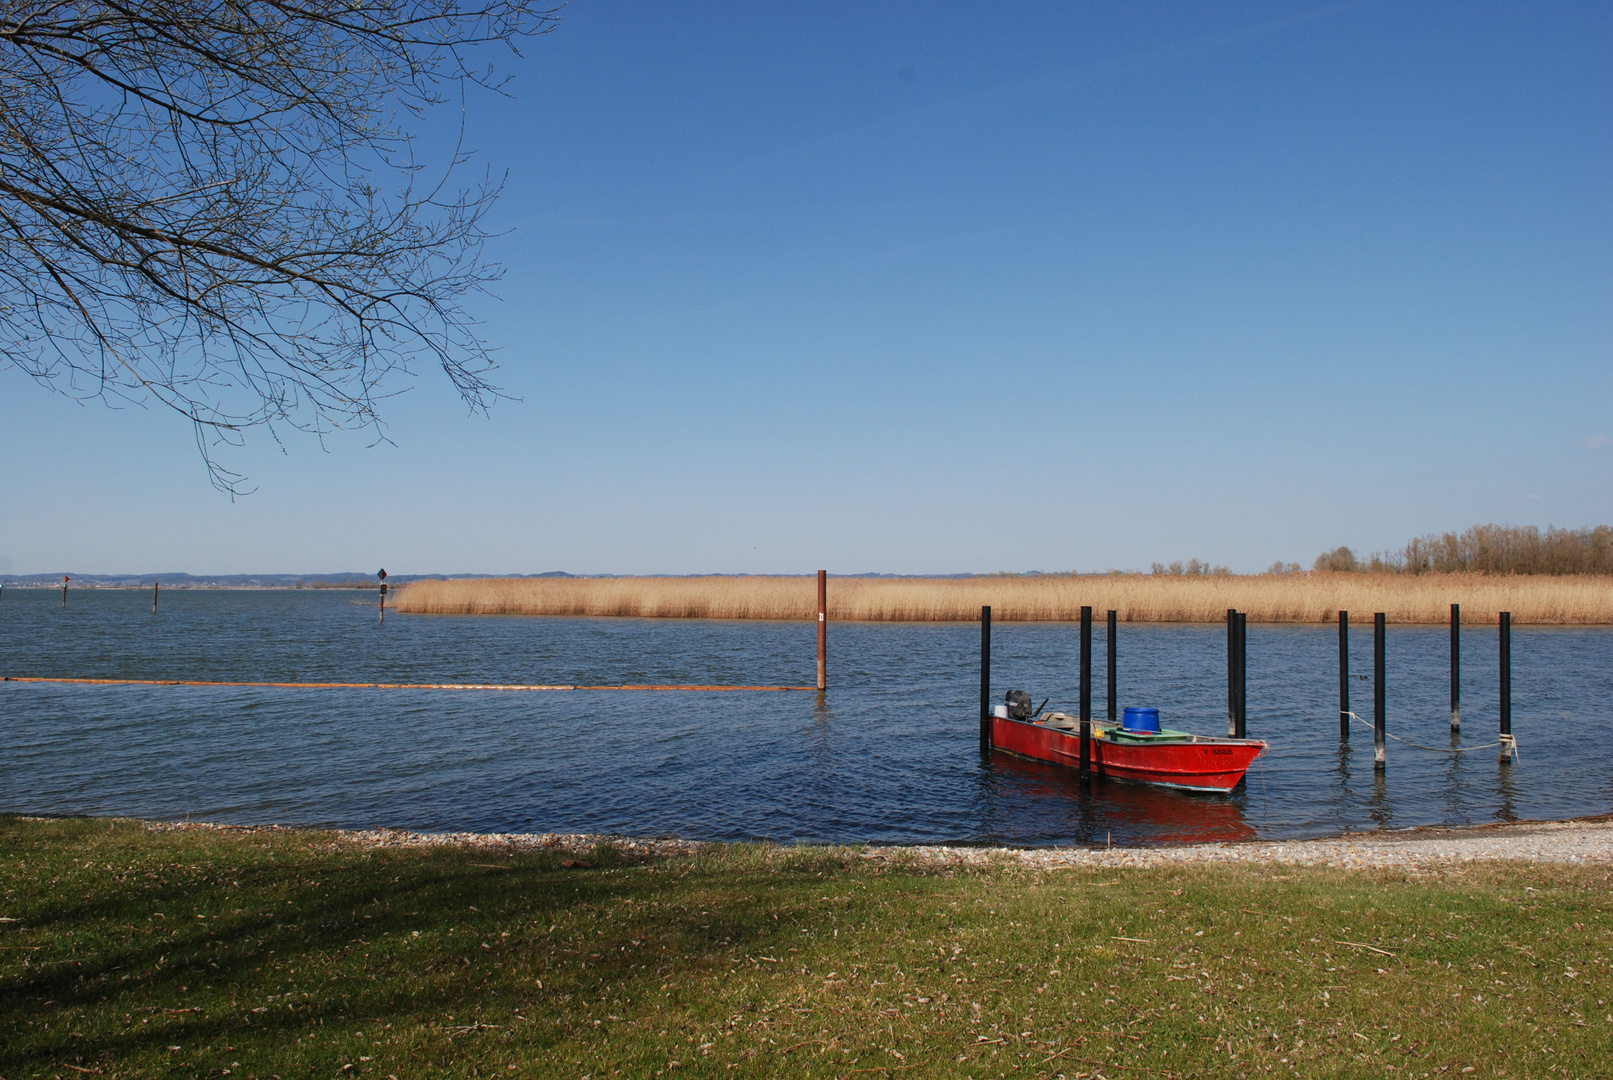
[
  {"xmin": 1338, "ymin": 610, "xmax": 1350, "ymax": 741},
  {"xmin": 377, "ymin": 568, "xmax": 388, "ymax": 624},
  {"xmin": 1226, "ymin": 608, "xmax": 1238, "ymax": 736},
  {"xmin": 1225, "ymin": 610, "xmax": 1247, "ymax": 738},
  {"xmin": 1080, "ymin": 605, "xmax": 1093, "ymax": 781},
  {"xmin": 1450, "ymin": 603, "xmax": 1461, "ymax": 733},
  {"xmin": 152, "ymin": 581, "xmax": 159, "ymax": 614},
  {"xmin": 1499, "ymin": 610, "xmax": 1512, "ymax": 764},
  {"xmin": 1373, "ymin": 612, "xmax": 1387, "ymax": 771},
  {"xmin": 61, "ymin": 575, "xmax": 69, "ymax": 607},
  {"xmin": 1235, "ymin": 612, "xmax": 1248, "ymax": 739},
  {"xmin": 1106, "ymin": 609, "xmax": 1117, "ymax": 729},
  {"xmin": 979, "ymin": 606, "xmax": 992, "ymax": 756},
  {"xmin": 817, "ymin": 570, "xmax": 827, "ymax": 691}
]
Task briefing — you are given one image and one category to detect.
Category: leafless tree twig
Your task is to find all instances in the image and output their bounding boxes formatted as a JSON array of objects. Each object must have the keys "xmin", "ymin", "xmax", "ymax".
[{"xmin": 0, "ymin": 1, "xmax": 559, "ymax": 492}]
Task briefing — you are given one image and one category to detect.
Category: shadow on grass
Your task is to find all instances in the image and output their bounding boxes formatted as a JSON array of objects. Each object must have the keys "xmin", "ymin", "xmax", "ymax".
[{"xmin": 0, "ymin": 818, "xmax": 871, "ymax": 1075}]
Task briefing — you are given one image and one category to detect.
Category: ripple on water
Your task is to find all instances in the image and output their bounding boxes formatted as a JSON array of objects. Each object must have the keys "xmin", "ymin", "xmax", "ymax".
[{"xmin": 1, "ymin": 589, "xmax": 1610, "ymax": 844}]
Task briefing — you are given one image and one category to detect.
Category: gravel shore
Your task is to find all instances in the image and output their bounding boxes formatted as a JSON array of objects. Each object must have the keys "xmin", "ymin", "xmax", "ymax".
[
  {"xmin": 138, "ymin": 814, "xmax": 1613, "ymax": 871},
  {"xmin": 870, "ymin": 815, "xmax": 1613, "ymax": 871},
  {"xmin": 139, "ymin": 820, "xmax": 705, "ymax": 860}
]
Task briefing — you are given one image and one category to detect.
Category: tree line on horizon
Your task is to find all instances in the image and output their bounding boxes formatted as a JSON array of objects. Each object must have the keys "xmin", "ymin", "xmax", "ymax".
[{"xmin": 1313, "ymin": 523, "xmax": 1613, "ymax": 576}]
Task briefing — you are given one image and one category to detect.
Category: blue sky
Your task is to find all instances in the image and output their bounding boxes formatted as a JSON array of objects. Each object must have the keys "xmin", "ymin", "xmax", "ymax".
[{"xmin": 1, "ymin": 1, "xmax": 1608, "ymax": 575}]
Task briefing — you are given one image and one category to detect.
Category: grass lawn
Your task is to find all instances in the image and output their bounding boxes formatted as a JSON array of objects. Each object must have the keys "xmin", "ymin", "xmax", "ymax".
[{"xmin": 2, "ymin": 816, "xmax": 1609, "ymax": 1079}]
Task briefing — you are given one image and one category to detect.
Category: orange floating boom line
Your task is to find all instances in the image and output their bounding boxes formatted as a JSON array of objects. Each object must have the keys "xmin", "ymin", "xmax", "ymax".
[
  {"xmin": 576, "ymin": 684, "xmax": 815, "ymax": 692},
  {"xmin": 1, "ymin": 676, "xmax": 816, "ymax": 692}
]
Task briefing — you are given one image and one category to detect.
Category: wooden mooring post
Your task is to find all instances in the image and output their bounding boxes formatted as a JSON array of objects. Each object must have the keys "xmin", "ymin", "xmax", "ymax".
[
  {"xmin": 1338, "ymin": 610, "xmax": 1350, "ymax": 741},
  {"xmin": 1450, "ymin": 603, "xmax": 1460, "ymax": 732},
  {"xmin": 817, "ymin": 570, "xmax": 827, "ymax": 691},
  {"xmin": 1374, "ymin": 612, "xmax": 1386, "ymax": 771},
  {"xmin": 1079, "ymin": 605, "xmax": 1092, "ymax": 781},
  {"xmin": 978, "ymin": 606, "xmax": 991, "ymax": 757},
  {"xmin": 152, "ymin": 581, "xmax": 159, "ymax": 614}
]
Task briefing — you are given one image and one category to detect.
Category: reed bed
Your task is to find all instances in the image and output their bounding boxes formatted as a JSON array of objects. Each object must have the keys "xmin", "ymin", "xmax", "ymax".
[{"xmin": 393, "ymin": 572, "xmax": 1613, "ymax": 624}]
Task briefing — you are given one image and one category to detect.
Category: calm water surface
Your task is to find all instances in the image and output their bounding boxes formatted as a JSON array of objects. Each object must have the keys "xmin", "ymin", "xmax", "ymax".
[{"xmin": 2, "ymin": 589, "xmax": 1609, "ymax": 846}]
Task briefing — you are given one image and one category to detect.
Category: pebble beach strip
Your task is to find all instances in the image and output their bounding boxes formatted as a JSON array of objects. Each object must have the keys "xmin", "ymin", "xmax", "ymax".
[
  {"xmin": 140, "ymin": 821, "xmax": 705, "ymax": 860},
  {"xmin": 868, "ymin": 816, "xmax": 1613, "ymax": 872},
  {"xmin": 140, "ymin": 816, "xmax": 1613, "ymax": 871}
]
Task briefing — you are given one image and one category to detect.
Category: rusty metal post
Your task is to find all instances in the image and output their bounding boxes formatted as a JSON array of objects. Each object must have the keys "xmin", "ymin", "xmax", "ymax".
[{"xmin": 817, "ymin": 570, "xmax": 827, "ymax": 691}]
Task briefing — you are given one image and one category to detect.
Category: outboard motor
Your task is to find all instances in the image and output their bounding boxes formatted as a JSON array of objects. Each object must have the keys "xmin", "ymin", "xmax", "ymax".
[{"xmin": 1005, "ymin": 689, "xmax": 1036, "ymax": 720}]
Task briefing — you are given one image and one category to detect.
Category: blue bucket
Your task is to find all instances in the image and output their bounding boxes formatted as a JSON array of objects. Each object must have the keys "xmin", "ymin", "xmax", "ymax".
[{"xmin": 1122, "ymin": 706, "xmax": 1161, "ymax": 733}]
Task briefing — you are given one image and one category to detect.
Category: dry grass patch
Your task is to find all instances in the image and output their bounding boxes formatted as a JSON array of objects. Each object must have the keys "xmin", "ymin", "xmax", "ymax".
[{"xmin": 394, "ymin": 573, "xmax": 1613, "ymax": 624}]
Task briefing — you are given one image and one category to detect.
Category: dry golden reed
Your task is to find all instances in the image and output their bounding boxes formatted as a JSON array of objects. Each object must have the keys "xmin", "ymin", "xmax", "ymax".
[{"xmin": 393, "ymin": 573, "xmax": 1613, "ymax": 625}]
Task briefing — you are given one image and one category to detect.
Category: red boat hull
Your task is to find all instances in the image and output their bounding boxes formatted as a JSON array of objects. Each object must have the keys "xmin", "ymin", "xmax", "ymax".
[{"xmin": 991, "ymin": 717, "xmax": 1265, "ymax": 792}]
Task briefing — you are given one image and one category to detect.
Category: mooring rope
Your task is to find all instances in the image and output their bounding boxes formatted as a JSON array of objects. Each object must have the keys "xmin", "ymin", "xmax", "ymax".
[
  {"xmin": 1346, "ymin": 710, "xmax": 1519, "ymax": 762},
  {"xmin": 0, "ymin": 676, "xmax": 816, "ymax": 692}
]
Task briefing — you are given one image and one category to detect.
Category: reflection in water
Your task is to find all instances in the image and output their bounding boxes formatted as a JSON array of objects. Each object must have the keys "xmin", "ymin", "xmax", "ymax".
[
  {"xmin": 807, "ymin": 691, "xmax": 835, "ymax": 766},
  {"xmin": 1441, "ymin": 732, "xmax": 1472, "ymax": 823},
  {"xmin": 985, "ymin": 756, "xmax": 1258, "ymax": 846},
  {"xmin": 1496, "ymin": 755, "xmax": 1519, "ymax": 823},
  {"xmin": 1367, "ymin": 770, "xmax": 1392, "ymax": 830}
]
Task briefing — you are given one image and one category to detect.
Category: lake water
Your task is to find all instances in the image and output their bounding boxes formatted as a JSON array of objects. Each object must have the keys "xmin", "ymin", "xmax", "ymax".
[{"xmin": 2, "ymin": 589, "xmax": 1609, "ymax": 846}]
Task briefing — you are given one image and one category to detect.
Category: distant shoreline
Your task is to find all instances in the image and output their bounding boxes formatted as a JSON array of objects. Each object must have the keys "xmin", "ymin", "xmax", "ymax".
[
  {"xmin": 0, "ymin": 581, "xmax": 373, "ymax": 590},
  {"xmin": 8, "ymin": 573, "xmax": 1612, "ymax": 624}
]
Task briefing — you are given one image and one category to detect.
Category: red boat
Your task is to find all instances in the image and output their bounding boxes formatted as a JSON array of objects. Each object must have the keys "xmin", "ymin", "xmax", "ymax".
[{"xmin": 991, "ymin": 709, "xmax": 1267, "ymax": 793}]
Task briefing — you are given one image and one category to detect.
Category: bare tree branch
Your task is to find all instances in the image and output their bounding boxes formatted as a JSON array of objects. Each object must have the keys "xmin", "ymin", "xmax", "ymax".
[{"xmin": 0, "ymin": 1, "xmax": 558, "ymax": 492}]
